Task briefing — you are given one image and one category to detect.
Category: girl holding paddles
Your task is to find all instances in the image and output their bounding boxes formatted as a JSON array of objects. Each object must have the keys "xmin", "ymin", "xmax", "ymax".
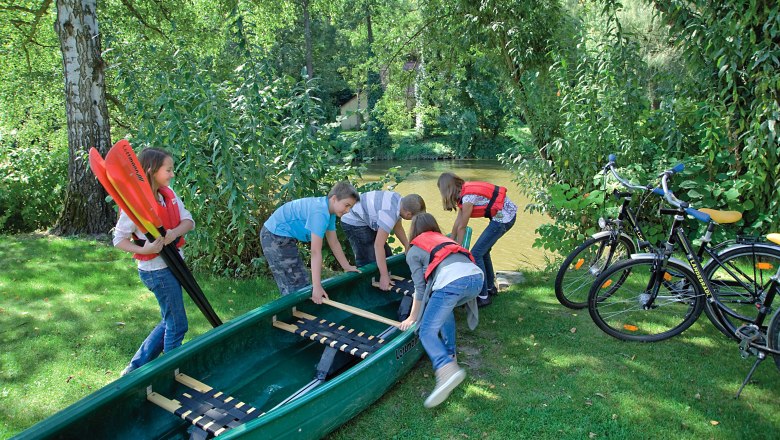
[{"xmin": 113, "ymin": 147, "xmax": 194, "ymax": 376}]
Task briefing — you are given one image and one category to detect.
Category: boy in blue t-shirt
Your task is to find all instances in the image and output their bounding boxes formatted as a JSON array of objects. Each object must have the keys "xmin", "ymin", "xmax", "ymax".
[{"xmin": 261, "ymin": 182, "xmax": 360, "ymax": 303}]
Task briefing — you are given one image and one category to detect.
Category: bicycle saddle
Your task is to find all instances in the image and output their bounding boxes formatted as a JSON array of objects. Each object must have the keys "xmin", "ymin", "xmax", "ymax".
[{"xmin": 697, "ymin": 208, "xmax": 742, "ymax": 224}]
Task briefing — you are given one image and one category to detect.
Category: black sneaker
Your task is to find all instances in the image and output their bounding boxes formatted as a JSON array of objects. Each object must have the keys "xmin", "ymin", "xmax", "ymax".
[
  {"xmin": 477, "ymin": 296, "xmax": 492, "ymax": 308},
  {"xmin": 488, "ymin": 286, "xmax": 499, "ymax": 297}
]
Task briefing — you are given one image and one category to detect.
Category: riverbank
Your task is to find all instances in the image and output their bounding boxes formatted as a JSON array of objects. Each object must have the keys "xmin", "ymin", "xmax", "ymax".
[
  {"xmin": 337, "ymin": 126, "xmax": 532, "ymax": 161},
  {"xmin": 3, "ymin": 234, "xmax": 778, "ymax": 439}
]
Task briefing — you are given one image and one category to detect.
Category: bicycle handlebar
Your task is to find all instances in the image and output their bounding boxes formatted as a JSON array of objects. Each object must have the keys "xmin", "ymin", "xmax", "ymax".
[
  {"xmin": 603, "ymin": 154, "xmax": 652, "ymax": 191},
  {"xmin": 659, "ymin": 167, "xmax": 712, "ymax": 223}
]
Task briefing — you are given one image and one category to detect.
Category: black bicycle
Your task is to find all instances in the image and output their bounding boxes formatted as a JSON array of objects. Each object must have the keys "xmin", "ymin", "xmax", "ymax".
[
  {"xmin": 587, "ymin": 167, "xmax": 780, "ymax": 395},
  {"xmin": 554, "ymin": 155, "xmax": 669, "ymax": 309}
]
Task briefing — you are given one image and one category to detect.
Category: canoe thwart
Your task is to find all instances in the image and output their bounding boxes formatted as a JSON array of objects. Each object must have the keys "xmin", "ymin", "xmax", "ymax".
[
  {"xmin": 147, "ymin": 372, "xmax": 261, "ymax": 438},
  {"xmin": 273, "ymin": 312, "xmax": 385, "ymax": 359},
  {"xmin": 321, "ymin": 298, "xmax": 402, "ymax": 327},
  {"xmin": 371, "ymin": 276, "xmax": 414, "ymax": 297}
]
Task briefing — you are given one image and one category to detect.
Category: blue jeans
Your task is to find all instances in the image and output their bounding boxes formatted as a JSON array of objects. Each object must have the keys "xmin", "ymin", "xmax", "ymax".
[
  {"xmin": 419, "ymin": 273, "xmax": 483, "ymax": 370},
  {"xmin": 471, "ymin": 216, "xmax": 516, "ymax": 297},
  {"xmin": 341, "ymin": 223, "xmax": 391, "ymax": 267},
  {"xmin": 127, "ymin": 267, "xmax": 188, "ymax": 371}
]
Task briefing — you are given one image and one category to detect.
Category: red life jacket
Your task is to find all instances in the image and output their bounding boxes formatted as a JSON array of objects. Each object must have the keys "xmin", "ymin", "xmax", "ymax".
[
  {"xmin": 133, "ymin": 186, "xmax": 185, "ymax": 261},
  {"xmin": 410, "ymin": 231, "xmax": 475, "ymax": 280},
  {"xmin": 458, "ymin": 181, "xmax": 507, "ymax": 219}
]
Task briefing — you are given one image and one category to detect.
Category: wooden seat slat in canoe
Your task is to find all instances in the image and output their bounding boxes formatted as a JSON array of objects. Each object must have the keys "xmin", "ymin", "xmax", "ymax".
[
  {"xmin": 373, "ymin": 276, "xmax": 415, "ymax": 296},
  {"xmin": 273, "ymin": 310, "xmax": 386, "ymax": 359},
  {"xmin": 147, "ymin": 371, "xmax": 260, "ymax": 438}
]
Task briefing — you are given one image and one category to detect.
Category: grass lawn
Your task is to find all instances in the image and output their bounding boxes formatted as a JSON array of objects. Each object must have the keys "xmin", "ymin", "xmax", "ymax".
[{"xmin": 2, "ymin": 234, "xmax": 779, "ymax": 439}]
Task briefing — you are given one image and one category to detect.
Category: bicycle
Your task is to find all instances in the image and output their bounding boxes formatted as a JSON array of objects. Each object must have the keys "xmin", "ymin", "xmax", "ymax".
[
  {"xmin": 554, "ymin": 155, "xmax": 672, "ymax": 309},
  {"xmin": 587, "ymin": 166, "xmax": 780, "ymax": 395}
]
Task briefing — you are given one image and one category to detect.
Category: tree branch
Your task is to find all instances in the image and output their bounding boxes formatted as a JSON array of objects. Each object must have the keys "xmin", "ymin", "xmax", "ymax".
[
  {"xmin": 380, "ymin": 12, "xmax": 455, "ymax": 72},
  {"xmin": 119, "ymin": 0, "xmax": 170, "ymax": 42},
  {"xmin": 21, "ymin": 0, "xmax": 53, "ymax": 51},
  {"xmin": 0, "ymin": 4, "xmax": 36, "ymax": 14}
]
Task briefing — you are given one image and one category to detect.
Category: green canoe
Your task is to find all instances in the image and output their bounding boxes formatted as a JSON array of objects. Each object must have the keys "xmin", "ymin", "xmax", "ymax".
[{"xmin": 15, "ymin": 254, "xmax": 422, "ymax": 440}]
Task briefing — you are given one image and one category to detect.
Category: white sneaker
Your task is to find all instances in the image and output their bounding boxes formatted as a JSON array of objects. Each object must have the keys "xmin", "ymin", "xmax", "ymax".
[
  {"xmin": 424, "ymin": 362, "xmax": 466, "ymax": 408},
  {"xmin": 120, "ymin": 365, "xmax": 134, "ymax": 377}
]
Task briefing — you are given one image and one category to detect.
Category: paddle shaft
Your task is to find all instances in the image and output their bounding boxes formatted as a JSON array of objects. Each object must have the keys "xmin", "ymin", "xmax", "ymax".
[
  {"xmin": 321, "ymin": 298, "xmax": 401, "ymax": 327},
  {"xmin": 143, "ymin": 230, "xmax": 223, "ymax": 327}
]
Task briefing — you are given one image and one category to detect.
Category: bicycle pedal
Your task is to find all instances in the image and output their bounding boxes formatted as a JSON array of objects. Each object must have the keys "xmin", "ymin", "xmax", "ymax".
[{"xmin": 736, "ymin": 324, "xmax": 761, "ymax": 342}]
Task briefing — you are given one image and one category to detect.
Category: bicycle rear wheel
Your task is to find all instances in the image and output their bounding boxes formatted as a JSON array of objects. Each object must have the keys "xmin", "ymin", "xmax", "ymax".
[
  {"xmin": 767, "ymin": 307, "xmax": 780, "ymax": 372},
  {"xmin": 703, "ymin": 244, "xmax": 780, "ymax": 339},
  {"xmin": 588, "ymin": 257, "xmax": 705, "ymax": 342},
  {"xmin": 555, "ymin": 234, "xmax": 635, "ymax": 309}
]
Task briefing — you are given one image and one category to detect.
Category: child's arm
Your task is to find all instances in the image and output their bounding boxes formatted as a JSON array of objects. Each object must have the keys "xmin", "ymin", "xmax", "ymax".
[
  {"xmin": 115, "ymin": 237, "xmax": 164, "ymax": 255},
  {"xmin": 399, "ymin": 249, "xmax": 426, "ymax": 330},
  {"xmin": 393, "ymin": 220, "xmax": 410, "ymax": 252},
  {"xmin": 451, "ymin": 203, "xmax": 473, "ymax": 244},
  {"xmin": 325, "ymin": 230, "xmax": 359, "ymax": 273},
  {"xmin": 374, "ymin": 229, "xmax": 393, "ymax": 291},
  {"xmin": 163, "ymin": 219, "xmax": 194, "ymax": 246},
  {"xmin": 310, "ymin": 234, "xmax": 327, "ymax": 304},
  {"xmin": 398, "ymin": 297, "xmax": 421, "ymax": 330}
]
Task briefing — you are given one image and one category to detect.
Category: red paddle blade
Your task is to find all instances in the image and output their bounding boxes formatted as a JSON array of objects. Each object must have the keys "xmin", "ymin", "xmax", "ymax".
[
  {"xmin": 104, "ymin": 140, "xmax": 163, "ymax": 237},
  {"xmin": 88, "ymin": 148, "xmax": 149, "ymax": 235}
]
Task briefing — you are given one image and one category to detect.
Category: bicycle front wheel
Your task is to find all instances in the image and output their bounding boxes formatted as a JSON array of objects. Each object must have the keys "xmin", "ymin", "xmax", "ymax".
[
  {"xmin": 588, "ymin": 257, "xmax": 705, "ymax": 342},
  {"xmin": 555, "ymin": 234, "xmax": 635, "ymax": 309},
  {"xmin": 703, "ymin": 244, "xmax": 780, "ymax": 339}
]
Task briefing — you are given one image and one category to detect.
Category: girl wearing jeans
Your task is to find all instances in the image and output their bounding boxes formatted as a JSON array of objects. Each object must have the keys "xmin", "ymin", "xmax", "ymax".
[
  {"xmin": 399, "ymin": 213, "xmax": 482, "ymax": 408},
  {"xmin": 113, "ymin": 148, "xmax": 194, "ymax": 376},
  {"xmin": 437, "ymin": 172, "xmax": 517, "ymax": 307}
]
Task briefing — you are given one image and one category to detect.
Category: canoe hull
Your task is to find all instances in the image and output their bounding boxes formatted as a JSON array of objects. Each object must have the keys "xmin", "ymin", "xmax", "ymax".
[{"xmin": 16, "ymin": 255, "xmax": 422, "ymax": 440}]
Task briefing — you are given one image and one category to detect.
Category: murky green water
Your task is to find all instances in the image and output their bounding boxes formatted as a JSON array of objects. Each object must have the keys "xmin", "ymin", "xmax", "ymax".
[{"xmin": 359, "ymin": 159, "xmax": 552, "ymax": 270}]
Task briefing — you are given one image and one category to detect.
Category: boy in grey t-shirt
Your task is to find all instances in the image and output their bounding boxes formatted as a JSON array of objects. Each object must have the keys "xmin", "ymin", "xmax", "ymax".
[{"xmin": 341, "ymin": 191, "xmax": 425, "ymax": 291}]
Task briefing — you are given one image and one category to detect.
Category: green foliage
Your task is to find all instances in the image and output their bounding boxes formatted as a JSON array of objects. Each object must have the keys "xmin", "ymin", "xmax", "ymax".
[
  {"xmin": 652, "ymin": 0, "xmax": 780, "ymax": 233},
  {"xmin": 0, "ymin": 143, "xmax": 67, "ymax": 232},
  {"xmin": 115, "ymin": 18, "xmax": 365, "ymax": 276},
  {"xmin": 505, "ymin": 0, "xmax": 664, "ymax": 254},
  {"xmin": 502, "ymin": 0, "xmax": 780, "ymax": 256}
]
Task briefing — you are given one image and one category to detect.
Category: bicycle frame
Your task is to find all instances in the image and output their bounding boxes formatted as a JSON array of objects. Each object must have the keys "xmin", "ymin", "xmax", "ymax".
[
  {"xmin": 599, "ymin": 190, "xmax": 651, "ymax": 252},
  {"xmin": 648, "ymin": 207, "xmax": 780, "ymax": 357}
]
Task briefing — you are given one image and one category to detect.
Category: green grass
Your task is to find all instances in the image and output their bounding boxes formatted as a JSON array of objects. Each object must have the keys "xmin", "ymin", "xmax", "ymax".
[{"xmin": 2, "ymin": 235, "xmax": 780, "ymax": 439}]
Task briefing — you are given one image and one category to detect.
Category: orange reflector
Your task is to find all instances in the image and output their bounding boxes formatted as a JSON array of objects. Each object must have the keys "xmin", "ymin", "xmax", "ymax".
[
  {"xmin": 574, "ymin": 258, "xmax": 584, "ymax": 270},
  {"xmin": 756, "ymin": 262, "xmax": 773, "ymax": 270},
  {"xmin": 601, "ymin": 279, "xmax": 613, "ymax": 289},
  {"xmin": 623, "ymin": 324, "xmax": 639, "ymax": 332},
  {"xmin": 663, "ymin": 272, "xmax": 672, "ymax": 281}
]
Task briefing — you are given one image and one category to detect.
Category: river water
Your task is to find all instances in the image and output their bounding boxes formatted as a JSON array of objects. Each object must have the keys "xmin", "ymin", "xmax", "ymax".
[{"xmin": 359, "ymin": 160, "xmax": 552, "ymax": 270}]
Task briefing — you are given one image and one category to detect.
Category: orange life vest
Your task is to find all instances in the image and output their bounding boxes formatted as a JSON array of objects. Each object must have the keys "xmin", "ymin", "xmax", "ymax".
[
  {"xmin": 458, "ymin": 181, "xmax": 507, "ymax": 219},
  {"xmin": 133, "ymin": 186, "xmax": 185, "ymax": 261},
  {"xmin": 410, "ymin": 231, "xmax": 475, "ymax": 280}
]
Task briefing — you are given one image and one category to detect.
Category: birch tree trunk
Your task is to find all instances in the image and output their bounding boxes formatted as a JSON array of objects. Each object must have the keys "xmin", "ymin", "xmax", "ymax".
[{"xmin": 52, "ymin": 0, "xmax": 115, "ymax": 235}]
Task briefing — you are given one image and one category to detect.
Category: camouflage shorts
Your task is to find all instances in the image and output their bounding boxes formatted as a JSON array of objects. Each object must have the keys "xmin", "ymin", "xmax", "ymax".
[{"xmin": 260, "ymin": 226, "xmax": 310, "ymax": 296}]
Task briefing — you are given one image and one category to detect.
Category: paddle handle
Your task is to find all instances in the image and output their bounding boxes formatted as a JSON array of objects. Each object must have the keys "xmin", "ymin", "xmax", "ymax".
[{"xmin": 321, "ymin": 299, "xmax": 401, "ymax": 327}]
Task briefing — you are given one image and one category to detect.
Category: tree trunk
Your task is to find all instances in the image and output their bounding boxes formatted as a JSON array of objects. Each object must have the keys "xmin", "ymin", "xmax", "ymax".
[
  {"xmin": 52, "ymin": 0, "xmax": 115, "ymax": 236},
  {"xmin": 364, "ymin": 1, "xmax": 389, "ymax": 149},
  {"xmin": 302, "ymin": 0, "xmax": 313, "ymax": 79}
]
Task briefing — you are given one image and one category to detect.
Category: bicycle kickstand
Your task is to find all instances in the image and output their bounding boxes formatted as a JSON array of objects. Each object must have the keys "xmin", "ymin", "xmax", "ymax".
[{"xmin": 735, "ymin": 354, "xmax": 765, "ymax": 399}]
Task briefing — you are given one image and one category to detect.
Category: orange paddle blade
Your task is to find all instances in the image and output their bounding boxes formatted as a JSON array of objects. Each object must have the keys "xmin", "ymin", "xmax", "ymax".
[
  {"xmin": 88, "ymin": 148, "xmax": 148, "ymax": 235},
  {"xmin": 104, "ymin": 140, "xmax": 163, "ymax": 237}
]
